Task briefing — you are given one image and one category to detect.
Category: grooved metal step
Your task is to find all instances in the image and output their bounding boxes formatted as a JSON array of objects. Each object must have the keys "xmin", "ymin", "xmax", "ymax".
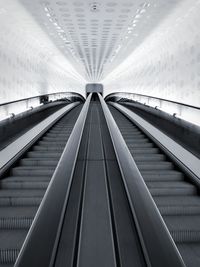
[
  {"xmin": 130, "ymin": 148, "xmax": 160, "ymax": 154},
  {"xmin": 0, "ymin": 197, "xmax": 42, "ymax": 207},
  {"xmin": 1, "ymin": 176, "xmax": 50, "ymax": 182},
  {"xmin": 149, "ymin": 187, "xmax": 196, "ymax": 196},
  {"xmin": 32, "ymin": 146, "xmax": 64, "ymax": 151},
  {"xmin": 41, "ymin": 136, "xmax": 69, "ymax": 141},
  {"xmin": 137, "ymin": 162, "xmax": 174, "ymax": 170},
  {"xmin": 127, "ymin": 143, "xmax": 154, "ymax": 148},
  {"xmin": 19, "ymin": 158, "xmax": 58, "ymax": 166},
  {"xmin": 45, "ymin": 133, "xmax": 71, "ymax": 138},
  {"xmin": 11, "ymin": 168, "xmax": 55, "ymax": 177},
  {"xmin": 0, "ymin": 217, "xmax": 33, "ymax": 229},
  {"xmin": 0, "ymin": 248, "xmax": 20, "ymax": 265},
  {"xmin": 159, "ymin": 206, "xmax": 200, "ymax": 215},
  {"xmin": 141, "ymin": 171, "xmax": 184, "ymax": 181},
  {"xmin": 0, "ymin": 181, "xmax": 48, "ymax": 189},
  {"xmin": 134, "ymin": 154, "xmax": 166, "ymax": 161},
  {"xmin": 37, "ymin": 141, "xmax": 66, "ymax": 146},
  {"xmin": 125, "ymin": 138, "xmax": 150, "ymax": 143},
  {"xmin": 26, "ymin": 151, "xmax": 62, "ymax": 158}
]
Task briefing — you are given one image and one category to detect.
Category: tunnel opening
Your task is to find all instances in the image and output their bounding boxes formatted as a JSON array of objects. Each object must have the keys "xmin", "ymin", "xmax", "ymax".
[
  {"xmin": 91, "ymin": 93, "xmax": 99, "ymax": 101},
  {"xmin": 87, "ymin": 92, "xmax": 102, "ymax": 98},
  {"xmin": 86, "ymin": 83, "xmax": 103, "ymax": 98}
]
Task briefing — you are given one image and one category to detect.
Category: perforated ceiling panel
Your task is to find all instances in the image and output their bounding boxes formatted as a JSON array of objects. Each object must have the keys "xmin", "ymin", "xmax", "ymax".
[
  {"xmin": 103, "ymin": 0, "xmax": 200, "ymax": 108},
  {"xmin": 20, "ymin": 0, "xmax": 180, "ymax": 82}
]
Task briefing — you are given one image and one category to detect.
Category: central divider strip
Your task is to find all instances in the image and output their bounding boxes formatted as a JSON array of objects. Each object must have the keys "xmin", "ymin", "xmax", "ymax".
[
  {"xmin": 15, "ymin": 94, "xmax": 92, "ymax": 267},
  {"xmin": 98, "ymin": 93, "xmax": 185, "ymax": 267},
  {"xmin": 76, "ymin": 99, "xmax": 116, "ymax": 267},
  {"xmin": 52, "ymin": 98, "xmax": 117, "ymax": 267}
]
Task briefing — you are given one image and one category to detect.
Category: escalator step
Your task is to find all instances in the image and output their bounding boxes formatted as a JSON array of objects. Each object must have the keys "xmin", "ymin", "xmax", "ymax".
[
  {"xmin": 130, "ymin": 148, "xmax": 160, "ymax": 154},
  {"xmin": 0, "ymin": 217, "xmax": 33, "ymax": 229},
  {"xmin": 42, "ymin": 137, "xmax": 69, "ymax": 142},
  {"xmin": 48, "ymin": 129, "xmax": 72, "ymax": 132},
  {"xmin": 172, "ymin": 230, "xmax": 200, "ymax": 243},
  {"xmin": 1, "ymin": 176, "xmax": 50, "ymax": 182},
  {"xmin": 19, "ymin": 158, "xmax": 58, "ymax": 167},
  {"xmin": 0, "ymin": 197, "xmax": 42, "ymax": 206},
  {"xmin": 37, "ymin": 141, "xmax": 66, "ymax": 146},
  {"xmin": 0, "ymin": 249, "xmax": 20, "ymax": 265},
  {"xmin": 141, "ymin": 169, "xmax": 180, "ymax": 175},
  {"xmin": 0, "ymin": 181, "xmax": 48, "ymax": 189},
  {"xmin": 45, "ymin": 133, "xmax": 71, "ymax": 138},
  {"xmin": 0, "ymin": 207, "xmax": 37, "ymax": 217},
  {"xmin": 0, "ymin": 190, "xmax": 45, "ymax": 197},
  {"xmin": 154, "ymin": 195, "xmax": 200, "ymax": 206},
  {"xmin": 137, "ymin": 162, "xmax": 174, "ymax": 170},
  {"xmin": 125, "ymin": 139, "xmax": 150, "ymax": 143},
  {"xmin": 32, "ymin": 146, "xmax": 64, "ymax": 152},
  {"xmin": 146, "ymin": 181, "xmax": 194, "ymax": 189},
  {"xmin": 127, "ymin": 143, "xmax": 154, "ymax": 148},
  {"xmin": 141, "ymin": 171, "xmax": 184, "ymax": 181},
  {"xmin": 164, "ymin": 216, "xmax": 200, "ymax": 242},
  {"xmin": 150, "ymin": 187, "xmax": 196, "ymax": 196},
  {"xmin": 27, "ymin": 151, "xmax": 61, "ymax": 158},
  {"xmin": 159, "ymin": 205, "xmax": 200, "ymax": 215},
  {"xmin": 0, "ymin": 230, "xmax": 28, "ymax": 248},
  {"xmin": 134, "ymin": 154, "xmax": 166, "ymax": 162},
  {"xmin": 148, "ymin": 181, "xmax": 197, "ymax": 196},
  {"xmin": 11, "ymin": 168, "xmax": 54, "ymax": 176}
]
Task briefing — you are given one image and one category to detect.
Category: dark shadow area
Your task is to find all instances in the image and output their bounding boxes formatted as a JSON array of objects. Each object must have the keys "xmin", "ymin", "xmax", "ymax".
[
  {"xmin": 0, "ymin": 101, "xmax": 68, "ymax": 150},
  {"xmin": 120, "ymin": 101, "xmax": 200, "ymax": 158}
]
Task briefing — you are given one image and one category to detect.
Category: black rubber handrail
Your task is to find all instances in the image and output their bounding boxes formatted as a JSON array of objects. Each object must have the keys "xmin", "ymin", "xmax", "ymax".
[
  {"xmin": 105, "ymin": 92, "xmax": 200, "ymax": 110},
  {"xmin": 0, "ymin": 92, "xmax": 85, "ymax": 107},
  {"xmin": 15, "ymin": 94, "xmax": 92, "ymax": 267},
  {"xmin": 99, "ymin": 93, "xmax": 185, "ymax": 267}
]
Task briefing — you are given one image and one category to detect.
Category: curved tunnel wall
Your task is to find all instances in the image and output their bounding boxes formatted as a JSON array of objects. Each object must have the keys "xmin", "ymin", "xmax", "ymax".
[
  {"xmin": 103, "ymin": 0, "xmax": 200, "ymax": 108},
  {"xmin": 0, "ymin": 0, "xmax": 86, "ymax": 104},
  {"xmin": 1, "ymin": 0, "xmax": 200, "ymax": 110}
]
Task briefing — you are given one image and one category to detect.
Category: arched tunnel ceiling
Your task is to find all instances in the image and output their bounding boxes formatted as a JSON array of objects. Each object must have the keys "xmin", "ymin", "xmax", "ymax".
[{"xmin": 20, "ymin": 0, "xmax": 180, "ymax": 82}]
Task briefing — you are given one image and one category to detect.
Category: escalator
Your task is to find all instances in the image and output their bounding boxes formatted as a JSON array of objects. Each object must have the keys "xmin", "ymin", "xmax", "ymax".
[
  {"xmin": 109, "ymin": 105, "xmax": 200, "ymax": 267},
  {"xmin": 53, "ymin": 96, "xmax": 146, "ymax": 267},
  {"xmin": 1, "ymin": 94, "xmax": 190, "ymax": 267},
  {"xmin": 25, "ymin": 94, "xmax": 181, "ymax": 267},
  {"xmin": 0, "ymin": 104, "xmax": 82, "ymax": 267}
]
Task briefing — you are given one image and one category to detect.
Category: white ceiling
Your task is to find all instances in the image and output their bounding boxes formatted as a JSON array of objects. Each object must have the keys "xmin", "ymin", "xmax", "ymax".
[{"xmin": 19, "ymin": 0, "xmax": 180, "ymax": 82}]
